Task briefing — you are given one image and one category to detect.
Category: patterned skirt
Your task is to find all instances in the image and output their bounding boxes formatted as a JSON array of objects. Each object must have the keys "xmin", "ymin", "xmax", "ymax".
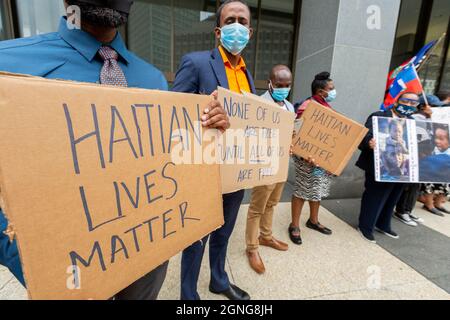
[
  {"xmin": 421, "ymin": 183, "xmax": 450, "ymax": 197},
  {"xmin": 293, "ymin": 156, "xmax": 332, "ymax": 202}
]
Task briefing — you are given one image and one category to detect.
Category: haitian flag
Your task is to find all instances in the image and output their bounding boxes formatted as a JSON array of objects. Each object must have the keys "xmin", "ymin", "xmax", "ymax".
[
  {"xmin": 385, "ymin": 40, "xmax": 437, "ymax": 92},
  {"xmin": 381, "ymin": 65, "xmax": 423, "ymax": 110}
]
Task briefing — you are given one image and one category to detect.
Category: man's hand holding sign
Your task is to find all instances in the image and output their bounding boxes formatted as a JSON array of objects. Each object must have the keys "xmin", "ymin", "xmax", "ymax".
[{"xmin": 202, "ymin": 90, "xmax": 231, "ymax": 132}]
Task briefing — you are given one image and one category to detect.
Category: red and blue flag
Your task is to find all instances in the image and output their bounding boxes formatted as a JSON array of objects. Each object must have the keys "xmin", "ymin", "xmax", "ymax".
[
  {"xmin": 381, "ymin": 65, "xmax": 424, "ymax": 110},
  {"xmin": 385, "ymin": 40, "xmax": 437, "ymax": 92}
]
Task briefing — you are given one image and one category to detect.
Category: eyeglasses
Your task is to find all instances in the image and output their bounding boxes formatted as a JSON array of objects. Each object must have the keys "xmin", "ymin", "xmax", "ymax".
[{"xmin": 397, "ymin": 98, "xmax": 420, "ymax": 107}]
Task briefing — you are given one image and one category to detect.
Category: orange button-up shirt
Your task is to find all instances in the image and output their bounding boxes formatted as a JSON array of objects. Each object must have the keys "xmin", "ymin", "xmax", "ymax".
[{"xmin": 218, "ymin": 46, "xmax": 251, "ymax": 94}]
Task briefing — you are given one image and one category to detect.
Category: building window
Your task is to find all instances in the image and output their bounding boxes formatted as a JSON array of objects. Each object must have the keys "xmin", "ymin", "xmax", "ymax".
[
  {"xmin": 128, "ymin": 0, "xmax": 217, "ymax": 80},
  {"xmin": 8, "ymin": 0, "xmax": 298, "ymax": 89},
  {"xmin": 440, "ymin": 43, "xmax": 450, "ymax": 92},
  {"xmin": 15, "ymin": 0, "xmax": 65, "ymax": 37},
  {"xmin": 418, "ymin": 0, "xmax": 450, "ymax": 94},
  {"xmin": 0, "ymin": 1, "xmax": 13, "ymax": 41},
  {"xmin": 0, "ymin": 2, "xmax": 6, "ymax": 40},
  {"xmin": 390, "ymin": 0, "xmax": 422, "ymax": 69},
  {"xmin": 254, "ymin": 0, "xmax": 296, "ymax": 81},
  {"xmin": 391, "ymin": 0, "xmax": 450, "ymax": 95},
  {"xmin": 128, "ymin": 0, "xmax": 298, "ymax": 88}
]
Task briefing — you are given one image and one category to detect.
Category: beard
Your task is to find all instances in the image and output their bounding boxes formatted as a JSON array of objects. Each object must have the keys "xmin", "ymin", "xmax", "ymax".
[{"xmin": 66, "ymin": 0, "xmax": 128, "ymax": 28}]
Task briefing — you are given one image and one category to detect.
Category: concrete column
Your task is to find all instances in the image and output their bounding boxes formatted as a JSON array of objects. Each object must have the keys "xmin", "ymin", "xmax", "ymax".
[{"xmin": 291, "ymin": 0, "xmax": 401, "ymax": 198}]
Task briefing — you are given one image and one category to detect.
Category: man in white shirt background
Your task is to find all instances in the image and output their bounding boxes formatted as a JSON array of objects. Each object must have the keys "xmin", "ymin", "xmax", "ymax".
[
  {"xmin": 260, "ymin": 65, "xmax": 295, "ymax": 113},
  {"xmin": 245, "ymin": 65, "xmax": 294, "ymax": 274}
]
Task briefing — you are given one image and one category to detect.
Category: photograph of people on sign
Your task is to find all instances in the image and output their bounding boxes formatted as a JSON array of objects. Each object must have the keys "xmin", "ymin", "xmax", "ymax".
[
  {"xmin": 374, "ymin": 117, "xmax": 412, "ymax": 182},
  {"xmin": 373, "ymin": 117, "xmax": 450, "ymax": 184},
  {"xmin": 417, "ymin": 121, "xmax": 450, "ymax": 182}
]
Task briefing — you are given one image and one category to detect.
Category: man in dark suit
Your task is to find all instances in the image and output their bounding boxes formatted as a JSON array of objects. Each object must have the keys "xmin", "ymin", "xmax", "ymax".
[
  {"xmin": 356, "ymin": 92, "xmax": 420, "ymax": 244},
  {"xmin": 172, "ymin": 0, "xmax": 255, "ymax": 300}
]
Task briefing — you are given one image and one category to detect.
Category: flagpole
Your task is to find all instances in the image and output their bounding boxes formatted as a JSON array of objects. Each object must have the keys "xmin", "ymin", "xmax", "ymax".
[{"xmin": 415, "ymin": 32, "xmax": 447, "ymax": 73}]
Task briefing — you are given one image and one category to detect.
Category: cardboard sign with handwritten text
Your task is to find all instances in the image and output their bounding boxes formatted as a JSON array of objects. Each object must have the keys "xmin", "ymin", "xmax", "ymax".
[
  {"xmin": 292, "ymin": 101, "xmax": 368, "ymax": 176},
  {"xmin": 218, "ymin": 87, "xmax": 295, "ymax": 194},
  {"xmin": 0, "ymin": 73, "xmax": 223, "ymax": 300}
]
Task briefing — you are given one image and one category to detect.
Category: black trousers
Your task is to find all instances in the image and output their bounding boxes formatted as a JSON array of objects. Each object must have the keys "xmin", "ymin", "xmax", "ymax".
[
  {"xmin": 114, "ymin": 261, "xmax": 169, "ymax": 300},
  {"xmin": 395, "ymin": 184, "xmax": 421, "ymax": 214},
  {"xmin": 180, "ymin": 190, "xmax": 245, "ymax": 300},
  {"xmin": 359, "ymin": 171, "xmax": 405, "ymax": 234}
]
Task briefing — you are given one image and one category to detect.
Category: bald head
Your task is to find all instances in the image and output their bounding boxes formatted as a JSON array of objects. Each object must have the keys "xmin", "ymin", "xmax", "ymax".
[{"xmin": 269, "ymin": 65, "xmax": 292, "ymax": 89}]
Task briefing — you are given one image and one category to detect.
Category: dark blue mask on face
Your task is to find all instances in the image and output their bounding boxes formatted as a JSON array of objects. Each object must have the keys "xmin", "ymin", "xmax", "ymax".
[{"xmin": 394, "ymin": 103, "xmax": 417, "ymax": 117}]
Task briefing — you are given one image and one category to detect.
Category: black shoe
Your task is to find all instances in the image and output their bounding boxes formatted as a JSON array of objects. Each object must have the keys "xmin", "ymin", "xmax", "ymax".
[
  {"xmin": 306, "ymin": 219, "xmax": 332, "ymax": 235},
  {"xmin": 288, "ymin": 224, "xmax": 302, "ymax": 245},
  {"xmin": 436, "ymin": 206, "xmax": 450, "ymax": 214},
  {"xmin": 209, "ymin": 284, "xmax": 250, "ymax": 300},
  {"xmin": 357, "ymin": 228, "xmax": 376, "ymax": 244},
  {"xmin": 423, "ymin": 205, "xmax": 445, "ymax": 217},
  {"xmin": 375, "ymin": 227, "xmax": 399, "ymax": 239}
]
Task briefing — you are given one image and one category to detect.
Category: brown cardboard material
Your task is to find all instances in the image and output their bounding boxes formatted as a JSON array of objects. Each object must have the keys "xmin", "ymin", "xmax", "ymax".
[
  {"xmin": 0, "ymin": 73, "xmax": 223, "ymax": 300},
  {"xmin": 292, "ymin": 101, "xmax": 368, "ymax": 176},
  {"xmin": 218, "ymin": 87, "xmax": 296, "ymax": 194}
]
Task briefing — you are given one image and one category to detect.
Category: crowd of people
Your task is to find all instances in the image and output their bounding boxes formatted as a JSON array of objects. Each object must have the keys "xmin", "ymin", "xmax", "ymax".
[{"xmin": 0, "ymin": 0, "xmax": 448, "ymax": 300}]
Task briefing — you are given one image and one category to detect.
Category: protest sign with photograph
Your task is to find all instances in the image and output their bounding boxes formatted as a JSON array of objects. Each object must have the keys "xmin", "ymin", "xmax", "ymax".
[
  {"xmin": 373, "ymin": 116, "xmax": 450, "ymax": 184},
  {"xmin": 291, "ymin": 102, "xmax": 368, "ymax": 176},
  {"xmin": 217, "ymin": 87, "xmax": 296, "ymax": 194},
  {"xmin": 0, "ymin": 73, "xmax": 224, "ymax": 300}
]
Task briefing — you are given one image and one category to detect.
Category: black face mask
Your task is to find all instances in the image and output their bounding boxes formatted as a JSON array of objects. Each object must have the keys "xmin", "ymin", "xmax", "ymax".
[{"xmin": 74, "ymin": 0, "xmax": 134, "ymax": 14}]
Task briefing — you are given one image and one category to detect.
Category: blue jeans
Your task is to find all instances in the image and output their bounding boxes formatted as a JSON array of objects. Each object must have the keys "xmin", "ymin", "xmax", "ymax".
[{"xmin": 0, "ymin": 209, "xmax": 25, "ymax": 286}]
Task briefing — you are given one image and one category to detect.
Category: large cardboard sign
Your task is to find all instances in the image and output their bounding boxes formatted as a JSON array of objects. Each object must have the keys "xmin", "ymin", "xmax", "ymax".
[
  {"xmin": 291, "ymin": 102, "xmax": 368, "ymax": 176},
  {"xmin": 217, "ymin": 87, "xmax": 295, "ymax": 194},
  {"xmin": 373, "ymin": 116, "xmax": 450, "ymax": 183},
  {"xmin": 0, "ymin": 74, "xmax": 223, "ymax": 300}
]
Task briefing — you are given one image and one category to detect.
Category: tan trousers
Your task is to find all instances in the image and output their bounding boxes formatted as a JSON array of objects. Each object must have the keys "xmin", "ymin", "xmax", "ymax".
[{"xmin": 246, "ymin": 182, "xmax": 285, "ymax": 252}]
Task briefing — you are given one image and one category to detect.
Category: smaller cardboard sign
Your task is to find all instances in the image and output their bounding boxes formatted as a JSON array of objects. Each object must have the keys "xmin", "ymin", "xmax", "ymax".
[
  {"xmin": 291, "ymin": 101, "xmax": 368, "ymax": 176},
  {"xmin": 218, "ymin": 87, "xmax": 296, "ymax": 194}
]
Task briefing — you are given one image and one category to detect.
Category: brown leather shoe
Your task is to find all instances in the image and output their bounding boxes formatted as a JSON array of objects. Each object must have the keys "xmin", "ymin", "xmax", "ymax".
[
  {"xmin": 246, "ymin": 250, "xmax": 265, "ymax": 274},
  {"xmin": 259, "ymin": 236, "xmax": 289, "ymax": 251}
]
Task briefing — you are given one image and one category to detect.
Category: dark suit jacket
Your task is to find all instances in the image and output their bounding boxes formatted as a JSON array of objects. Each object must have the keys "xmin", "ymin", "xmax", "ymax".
[
  {"xmin": 172, "ymin": 47, "xmax": 256, "ymax": 95},
  {"xmin": 356, "ymin": 110, "xmax": 394, "ymax": 173}
]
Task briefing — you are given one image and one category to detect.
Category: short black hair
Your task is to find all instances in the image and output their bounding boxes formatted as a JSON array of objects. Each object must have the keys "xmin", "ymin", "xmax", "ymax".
[
  {"xmin": 270, "ymin": 64, "xmax": 291, "ymax": 81},
  {"xmin": 216, "ymin": 0, "xmax": 250, "ymax": 28},
  {"xmin": 311, "ymin": 72, "xmax": 332, "ymax": 95},
  {"xmin": 65, "ymin": 0, "xmax": 129, "ymax": 27}
]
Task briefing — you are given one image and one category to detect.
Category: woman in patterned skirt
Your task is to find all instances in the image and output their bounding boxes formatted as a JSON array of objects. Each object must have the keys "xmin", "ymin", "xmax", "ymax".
[
  {"xmin": 289, "ymin": 72, "xmax": 336, "ymax": 245},
  {"xmin": 419, "ymin": 183, "xmax": 450, "ymax": 216}
]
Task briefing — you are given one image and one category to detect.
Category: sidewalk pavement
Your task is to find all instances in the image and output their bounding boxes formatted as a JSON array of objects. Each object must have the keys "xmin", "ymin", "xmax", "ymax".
[{"xmin": 1, "ymin": 200, "xmax": 448, "ymax": 300}]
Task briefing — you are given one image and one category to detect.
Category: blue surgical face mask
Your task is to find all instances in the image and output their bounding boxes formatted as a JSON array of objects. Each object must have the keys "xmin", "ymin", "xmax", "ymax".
[
  {"xmin": 220, "ymin": 22, "xmax": 250, "ymax": 56},
  {"xmin": 270, "ymin": 82, "xmax": 291, "ymax": 102},
  {"xmin": 325, "ymin": 89, "xmax": 337, "ymax": 103},
  {"xmin": 394, "ymin": 104, "xmax": 417, "ymax": 117}
]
